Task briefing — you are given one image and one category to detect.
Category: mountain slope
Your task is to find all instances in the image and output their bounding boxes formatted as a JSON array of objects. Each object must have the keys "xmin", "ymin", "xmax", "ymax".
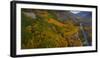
[{"xmin": 21, "ymin": 9, "xmax": 87, "ymax": 49}]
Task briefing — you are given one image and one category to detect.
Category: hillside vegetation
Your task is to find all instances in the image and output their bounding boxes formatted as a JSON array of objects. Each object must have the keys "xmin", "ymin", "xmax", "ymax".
[{"xmin": 21, "ymin": 9, "xmax": 84, "ymax": 49}]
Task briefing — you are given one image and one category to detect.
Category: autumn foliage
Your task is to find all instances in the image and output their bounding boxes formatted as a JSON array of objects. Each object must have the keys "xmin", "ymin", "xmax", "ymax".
[{"xmin": 21, "ymin": 9, "xmax": 85, "ymax": 49}]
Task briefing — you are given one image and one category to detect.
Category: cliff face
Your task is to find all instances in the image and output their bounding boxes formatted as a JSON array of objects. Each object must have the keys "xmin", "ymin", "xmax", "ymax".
[{"xmin": 21, "ymin": 9, "xmax": 84, "ymax": 49}]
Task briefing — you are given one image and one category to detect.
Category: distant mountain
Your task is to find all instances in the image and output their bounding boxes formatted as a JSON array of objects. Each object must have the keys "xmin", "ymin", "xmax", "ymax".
[
  {"xmin": 54, "ymin": 11, "xmax": 79, "ymax": 23},
  {"xmin": 71, "ymin": 11, "xmax": 92, "ymax": 26},
  {"xmin": 75, "ymin": 11, "xmax": 92, "ymax": 19}
]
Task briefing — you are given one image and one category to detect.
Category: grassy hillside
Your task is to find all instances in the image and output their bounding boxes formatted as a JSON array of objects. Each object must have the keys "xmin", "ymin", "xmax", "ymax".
[{"xmin": 21, "ymin": 9, "xmax": 84, "ymax": 49}]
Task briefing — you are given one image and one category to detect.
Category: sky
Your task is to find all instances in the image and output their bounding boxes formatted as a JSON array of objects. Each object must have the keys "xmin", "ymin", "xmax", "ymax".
[{"xmin": 70, "ymin": 10, "xmax": 81, "ymax": 14}]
